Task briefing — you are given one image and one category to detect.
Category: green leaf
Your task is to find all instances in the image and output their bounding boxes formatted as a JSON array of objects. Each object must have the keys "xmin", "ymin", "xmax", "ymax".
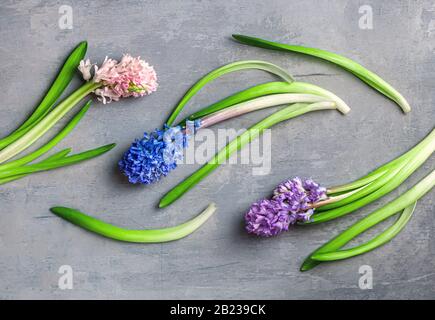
[
  {"xmin": 319, "ymin": 131, "xmax": 432, "ymax": 209},
  {"xmin": 0, "ymin": 81, "xmax": 99, "ymax": 164},
  {"xmin": 0, "ymin": 143, "xmax": 116, "ymax": 180},
  {"xmin": 41, "ymin": 148, "xmax": 72, "ymax": 160},
  {"xmin": 0, "ymin": 148, "xmax": 72, "ymax": 185},
  {"xmin": 232, "ymin": 34, "xmax": 411, "ymax": 113},
  {"xmin": 305, "ymin": 129, "xmax": 435, "ymax": 223},
  {"xmin": 159, "ymin": 101, "xmax": 337, "ymax": 208},
  {"xmin": 327, "ymin": 130, "xmax": 432, "ymax": 195},
  {"xmin": 319, "ymin": 166, "xmax": 405, "ymax": 212},
  {"xmin": 199, "ymin": 93, "xmax": 346, "ymax": 128},
  {"xmin": 184, "ymin": 81, "xmax": 349, "ymax": 124},
  {"xmin": 185, "ymin": 82, "xmax": 293, "ymax": 122},
  {"xmin": 50, "ymin": 203, "xmax": 217, "ymax": 243},
  {"xmin": 0, "ymin": 100, "xmax": 91, "ymax": 173},
  {"xmin": 311, "ymin": 202, "xmax": 417, "ymax": 262},
  {"xmin": 166, "ymin": 60, "xmax": 295, "ymax": 126},
  {"xmin": 0, "ymin": 41, "xmax": 88, "ymax": 150},
  {"xmin": 301, "ymin": 169, "xmax": 435, "ymax": 271}
]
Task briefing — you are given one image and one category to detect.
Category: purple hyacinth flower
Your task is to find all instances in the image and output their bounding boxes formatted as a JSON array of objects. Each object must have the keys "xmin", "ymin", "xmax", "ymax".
[
  {"xmin": 245, "ymin": 177, "xmax": 326, "ymax": 237},
  {"xmin": 273, "ymin": 177, "xmax": 308, "ymax": 214},
  {"xmin": 273, "ymin": 177, "xmax": 326, "ymax": 215},
  {"xmin": 245, "ymin": 199, "xmax": 291, "ymax": 237},
  {"xmin": 303, "ymin": 178, "xmax": 327, "ymax": 203}
]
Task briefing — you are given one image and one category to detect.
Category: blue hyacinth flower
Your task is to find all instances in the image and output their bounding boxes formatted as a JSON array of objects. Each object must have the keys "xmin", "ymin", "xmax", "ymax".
[{"xmin": 119, "ymin": 121, "xmax": 200, "ymax": 185}]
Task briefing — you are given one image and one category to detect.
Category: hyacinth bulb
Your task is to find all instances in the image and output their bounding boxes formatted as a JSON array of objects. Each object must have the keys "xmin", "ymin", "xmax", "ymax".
[
  {"xmin": 245, "ymin": 177, "xmax": 326, "ymax": 237},
  {"xmin": 118, "ymin": 121, "xmax": 200, "ymax": 185}
]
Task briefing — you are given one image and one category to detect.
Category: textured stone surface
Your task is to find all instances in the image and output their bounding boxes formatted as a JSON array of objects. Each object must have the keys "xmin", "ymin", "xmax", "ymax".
[{"xmin": 0, "ymin": 0, "xmax": 434, "ymax": 299}]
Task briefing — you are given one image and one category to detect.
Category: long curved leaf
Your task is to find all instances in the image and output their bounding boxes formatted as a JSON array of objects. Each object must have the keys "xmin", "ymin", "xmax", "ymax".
[
  {"xmin": 0, "ymin": 41, "xmax": 88, "ymax": 150},
  {"xmin": 50, "ymin": 203, "xmax": 216, "ymax": 243},
  {"xmin": 166, "ymin": 60, "xmax": 294, "ymax": 126},
  {"xmin": 326, "ymin": 131, "xmax": 434, "ymax": 195},
  {"xmin": 232, "ymin": 34, "xmax": 411, "ymax": 113},
  {"xmin": 306, "ymin": 129, "xmax": 435, "ymax": 223},
  {"xmin": 311, "ymin": 202, "xmax": 416, "ymax": 261},
  {"xmin": 0, "ymin": 100, "xmax": 91, "ymax": 172},
  {"xmin": 301, "ymin": 169, "xmax": 435, "ymax": 271},
  {"xmin": 0, "ymin": 148, "xmax": 72, "ymax": 185},
  {"xmin": 0, "ymin": 143, "xmax": 116, "ymax": 180},
  {"xmin": 185, "ymin": 81, "xmax": 349, "ymax": 124},
  {"xmin": 0, "ymin": 81, "xmax": 99, "ymax": 164}
]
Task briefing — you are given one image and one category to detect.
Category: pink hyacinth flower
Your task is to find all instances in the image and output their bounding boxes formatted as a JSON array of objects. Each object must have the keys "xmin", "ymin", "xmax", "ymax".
[{"xmin": 78, "ymin": 54, "xmax": 158, "ymax": 104}]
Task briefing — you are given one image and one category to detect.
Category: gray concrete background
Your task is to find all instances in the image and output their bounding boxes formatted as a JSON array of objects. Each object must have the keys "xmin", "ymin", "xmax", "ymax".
[{"xmin": 0, "ymin": 0, "xmax": 434, "ymax": 299}]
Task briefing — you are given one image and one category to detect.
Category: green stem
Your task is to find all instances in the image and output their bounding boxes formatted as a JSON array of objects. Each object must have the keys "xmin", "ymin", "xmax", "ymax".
[
  {"xmin": 232, "ymin": 34, "xmax": 411, "ymax": 113},
  {"xmin": 0, "ymin": 101, "xmax": 91, "ymax": 172},
  {"xmin": 0, "ymin": 81, "xmax": 100, "ymax": 164},
  {"xmin": 166, "ymin": 60, "xmax": 294, "ymax": 126},
  {"xmin": 50, "ymin": 203, "xmax": 217, "ymax": 243},
  {"xmin": 0, "ymin": 42, "xmax": 88, "ymax": 150},
  {"xmin": 311, "ymin": 184, "xmax": 369, "ymax": 208},
  {"xmin": 159, "ymin": 101, "xmax": 338, "ymax": 208},
  {"xmin": 311, "ymin": 202, "xmax": 417, "ymax": 261},
  {"xmin": 301, "ymin": 169, "xmax": 435, "ymax": 271}
]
